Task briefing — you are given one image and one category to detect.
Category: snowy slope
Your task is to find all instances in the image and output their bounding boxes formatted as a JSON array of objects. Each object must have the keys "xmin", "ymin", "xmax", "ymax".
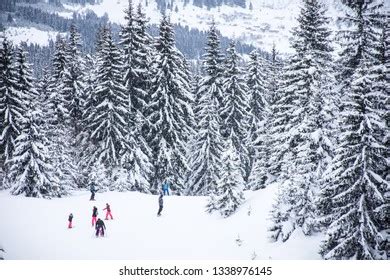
[
  {"xmin": 63, "ymin": 0, "xmax": 301, "ymax": 53},
  {"xmin": 62, "ymin": 0, "xmax": 346, "ymax": 53},
  {"xmin": 4, "ymin": 26, "xmax": 65, "ymax": 46},
  {"xmin": 0, "ymin": 185, "xmax": 322, "ymax": 260},
  {"xmin": 4, "ymin": 0, "xmax": 347, "ymax": 54}
]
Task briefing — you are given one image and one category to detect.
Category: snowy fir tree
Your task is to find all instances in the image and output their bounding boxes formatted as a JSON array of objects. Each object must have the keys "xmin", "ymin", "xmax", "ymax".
[
  {"xmin": 120, "ymin": 0, "xmax": 153, "ymax": 122},
  {"xmin": 61, "ymin": 24, "xmax": 87, "ymax": 187},
  {"xmin": 190, "ymin": 74, "xmax": 202, "ymax": 128},
  {"xmin": 187, "ymin": 82, "xmax": 224, "ymax": 196},
  {"xmin": 88, "ymin": 161, "xmax": 110, "ymax": 192},
  {"xmin": 199, "ymin": 22, "xmax": 224, "ymax": 109},
  {"xmin": 7, "ymin": 48, "xmax": 60, "ymax": 197},
  {"xmin": 147, "ymin": 16, "xmax": 194, "ymax": 194},
  {"xmin": 220, "ymin": 42, "xmax": 250, "ymax": 181},
  {"xmin": 86, "ymin": 27, "xmax": 128, "ymax": 170},
  {"xmin": 379, "ymin": 12, "xmax": 390, "ymax": 178},
  {"xmin": 13, "ymin": 46, "xmax": 35, "ymax": 106},
  {"xmin": 206, "ymin": 132, "xmax": 245, "ymax": 218},
  {"xmin": 318, "ymin": 0, "xmax": 389, "ymax": 260},
  {"xmin": 118, "ymin": 1, "xmax": 153, "ymax": 192},
  {"xmin": 110, "ymin": 166, "xmax": 130, "ymax": 191},
  {"xmin": 36, "ymin": 68, "xmax": 51, "ymax": 126},
  {"xmin": 246, "ymin": 50, "xmax": 270, "ymax": 190},
  {"xmin": 9, "ymin": 108, "xmax": 61, "ymax": 198},
  {"xmin": 63, "ymin": 24, "xmax": 85, "ymax": 138},
  {"xmin": 269, "ymin": 0, "xmax": 335, "ymax": 241},
  {"xmin": 245, "ymin": 51, "xmax": 269, "ymax": 134},
  {"xmin": 45, "ymin": 35, "xmax": 79, "ymax": 191},
  {"xmin": 0, "ymin": 37, "xmax": 27, "ymax": 177},
  {"xmin": 374, "ymin": 11, "xmax": 390, "ymax": 236},
  {"xmin": 186, "ymin": 24, "xmax": 225, "ymax": 196},
  {"xmin": 267, "ymin": 44, "xmax": 282, "ymax": 107},
  {"xmin": 79, "ymin": 54, "xmax": 98, "ymax": 164},
  {"xmin": 265, "ymin": 44, "xmax": 284, "ymax": 182},
  {"xmin": 120, "ymin": 112, "xmax": 153, "ymax": 193}
]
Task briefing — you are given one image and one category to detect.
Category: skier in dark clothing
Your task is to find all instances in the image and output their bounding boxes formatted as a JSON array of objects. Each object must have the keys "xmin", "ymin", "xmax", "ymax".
[
  {"xmin": 68, "ymin": 213, "xmax": 73, "ymax": 229},
  {"xmin": 157, "ymin": 193, "xmax": 164, "ymax": 216},
  {"xmin": 95, "ymin": 218, "xmax": 106, "ymax": 237},
  {"xmin": 92, "ymin": 206, "xmax": 98, "ymax": 226},
  {"xmin": 90, "ymin": 184, "xmax": 96, "ymax": 201}
]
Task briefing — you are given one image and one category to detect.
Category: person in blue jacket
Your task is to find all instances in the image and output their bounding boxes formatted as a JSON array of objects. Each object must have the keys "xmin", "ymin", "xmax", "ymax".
[{"xmin": 162, "ymin": 181, "xmax": 170, "ymax": 196}]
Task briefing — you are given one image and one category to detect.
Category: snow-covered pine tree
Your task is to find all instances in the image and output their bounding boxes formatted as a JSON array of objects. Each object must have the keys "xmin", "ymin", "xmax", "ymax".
[
  {"xmin": 318, "ymin": 0, "xmax": 388, "ymax": 260},
  {"xmin": 13, "ymin": 46, "xmax": 35, "ymax": 105},
  {"xmin": 206, "ymin": 132, "xmax": 245, "ymax": 218},
  {"xmin": 220, "ymin": 42, "xmax": 250, "ymax": 181},
  {"xmin": 118, "ymin": 1, "xmax": 153, "ymax": 192},
  {"xmin": 120, "ymin": 112, "xmax": 153, "ymax": 193},
  {"xmin": 8, "ymin": 48, "xmax": 60, "ymax": 198},
  {"xmin": 88, "ymin": 161, "xmax": 109, "ymax": 192},
  {"xmin": 190, "ymin": 74, "xmax": 202, "ymax": 127},
  {"xmin": 87, "ymin": 27, "xmax": 127, "ymax": 171},
  {"xmin": 200, "ymin": 21, "xmax": 224, "ymax": 109},
  {"xmin": 46, "ymin": 36, "xmax": 68, "ymax": 127},
  {"xmin": 0, "ymin": 37, "xmax": 26, "ymax": 177},
  {"xmin": 384, "ymin": 13, "xmax": 390, "ymax": 146},
  {"xmin": 35, "ymin": 68, "xmax": 53, "ymax": 165},
  {"xmin": 185, "ymin": 74, "xmax": 202, "ymax": 190},
  {"xmin": 81, "ymin": 29, "xmax": 114, "ymax": 186},
  {"xmin": 62, "ymin": 24, "xmax": 86, "ymax": 188},
  {"xmin": 50, "ymin": 35, "xmax": 67, "ymax": 85},
  {"xmin": 147, "ymin": 16, "xmax": 194, "ymax": 194},
  {"xmin": 79, "ymin": 54, "xmax": 97, "ymax": 153},
  {"xmin": 36, "ymin": 68, "xmax": 51, "ymax": 125},
  {"xmin": 267, "ymin": 44, "xmax": 282, "ymax": 107},
  {"xmin": 383, "ymin": 13, "xmax": 390, "ymax": 182},
  {"xmin": 269, "ymin": 0, "xmax": 335, "ymax": 241},
  {"xmin": 187, "ymin": 80, "xmax": 224, "ymax": 196},
  {"xmin": 75, "ymin": 54, "xmax": 96, "ymax": 188},
  {"xmin": 246, "ymin": 50, "xmax": 270, "ymax": 190},
  {"xmin": 63, "ymin": 24, "xmax": 85, "ymax": 138},
  {"xmin": 9, "ymin": 107, "xmax": 61, "ymax": 197},
  {"xmin": 266, "ymin": 44, "xmax": 284, "ymax": 182},
  {"xmin": 46, "ymin": 35, "xmax": 78, "ymax": 191},
  {"xmin": 245, "ymin": 51, "xmax": 269, "ymax": 137},
  {"xmin": 120, "ymin": 0, "xmax": 152, "ymax": 122},
  {"xmin": 374, "ymin": 11, "xmax": 390, "ymax": 238},
  {"xmin": 186, "ymin": 24, "xmax": 225, "ymax": 196}
]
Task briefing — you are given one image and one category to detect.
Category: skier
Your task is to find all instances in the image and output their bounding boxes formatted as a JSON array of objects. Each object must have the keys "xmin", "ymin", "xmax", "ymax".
[
  {"xmin": 68, "ymin": 213, "xmax": 73, "ymax": 229},
  {"xmin": 162, "ymin": 181, "xmax": 170, "ymax": 196},
  {"xmin": 103, "ymin": 203, "xmax": 113, "ymax": 220},
  {"xmin": 157, "ymin": 193, "xmax": 164, "ymax": 217},
  {"xmin": 95, "ymin": 218, "xmax": 106, "ymax": 237},
  {"xmin": 92, "ymin": 206, "xmax": 98, "ymax": 226},
  {"xmin": 90, "ymin": 183, "xmax": 96, "ymax": 201}
]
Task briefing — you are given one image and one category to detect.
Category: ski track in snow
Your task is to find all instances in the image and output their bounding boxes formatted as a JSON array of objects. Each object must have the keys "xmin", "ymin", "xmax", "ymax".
[{"xmin": 0, "ymin": 184, "xmax": 322, "ymax": 259}]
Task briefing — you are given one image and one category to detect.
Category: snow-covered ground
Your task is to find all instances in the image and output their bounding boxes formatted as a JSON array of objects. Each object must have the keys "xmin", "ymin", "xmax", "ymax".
[
  {"xmin": 4, "ymin": 26, "xmax": 64, "ymax": 46},
  {"xmin": 0, "ymin": 184, "xmax": 323, "ymax": 260}
]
